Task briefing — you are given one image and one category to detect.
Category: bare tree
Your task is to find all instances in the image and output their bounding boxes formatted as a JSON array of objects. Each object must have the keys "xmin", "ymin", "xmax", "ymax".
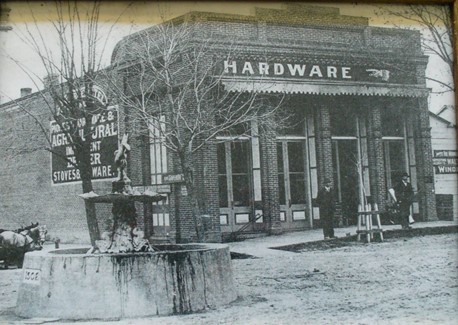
[
  {"xmin": 108, "ymin": 18, "xmax": 285, "ymax": 241},
  {"xmin": 3, "ymin": 1, "xmax": 128, "ymax": 246},
  {"xmin": 376, "ymin": 4, "xmax": 454, "ymax": 93}
]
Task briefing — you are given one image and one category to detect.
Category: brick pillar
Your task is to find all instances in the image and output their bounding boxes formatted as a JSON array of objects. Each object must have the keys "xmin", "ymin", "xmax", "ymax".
[
  {"xmin": 414, "ymin": 97, "xmax": 437, "ymax": 221},
  {"xmin": 314, "ymin": 101, "xmax": 338, "ymax": 224},
  {"xmin": 170, "ymin": 151, "xmax": 194, "ymax": 243},
  {"xmin": 199, "ymin": 142, "xmax": 222, "ymax": 242},
  {"xmin": 259, "ymin": 121, "xmax": 282, "ymax": 235},
  {"xmin": 315, "ymin": 101, "xmax": 333, "ymax": 185},
  {"xmin": 366, "ymin": 100, "xmax": 387, "ymax": 210}
]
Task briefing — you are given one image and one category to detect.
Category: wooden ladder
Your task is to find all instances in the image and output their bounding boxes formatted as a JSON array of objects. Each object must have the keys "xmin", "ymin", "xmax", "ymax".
[{"xmin": 356, "ymin": 203, "xmax": 383, "ymax": 243}]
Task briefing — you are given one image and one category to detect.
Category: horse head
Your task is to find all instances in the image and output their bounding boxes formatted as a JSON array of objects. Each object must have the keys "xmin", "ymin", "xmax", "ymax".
[
  {"xmin": 21, "ymin": 225, "xmax": 47, "ymax": 247},
  {"xmin": 16, "ymin": 222, "xmax": 39, "ymax": 233}
]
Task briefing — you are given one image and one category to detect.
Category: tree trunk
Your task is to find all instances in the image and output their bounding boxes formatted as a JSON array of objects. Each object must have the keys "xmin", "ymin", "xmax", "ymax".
[
  {"xmin": 78, "ymin": 141, "xmax": 100, "ymax": 247},
  {"xmin": 179, "ymin": 150, "xmax": 204, "ymax": 242},
  {"xmin": 83, "ymin": 198, "xmax": 100, "ymax": 247}
]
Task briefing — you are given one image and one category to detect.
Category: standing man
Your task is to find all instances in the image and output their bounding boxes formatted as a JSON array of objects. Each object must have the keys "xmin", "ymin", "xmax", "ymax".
[
  {"xmin": 392, "ymin": 172, "xmax": 414, "ymax": 230},
  {"xmin": 316, "ymin": 179, "xmax": 336, "ymax": 239}
]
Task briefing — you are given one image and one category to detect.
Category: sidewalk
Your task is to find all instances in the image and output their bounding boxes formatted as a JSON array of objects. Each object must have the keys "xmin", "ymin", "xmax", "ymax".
[
  {"xmin": 226, "ymin": 220, "xmax": 458, "ymax": 258},
  {"xmin": 38, "ymin": 220, "xmax": 458, "ymax": 259}
]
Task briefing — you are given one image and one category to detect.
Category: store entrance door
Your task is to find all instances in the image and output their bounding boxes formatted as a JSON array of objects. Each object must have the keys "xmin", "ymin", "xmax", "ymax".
[
  {"xmin": 277, "ymin": 141, "xmax": 308, "ymax": 229},
  {"xmin": 332, "ymin": 139, "xmax": 360, "ymax": 225},
  {"xmin": 218, "ymin": 141, "xmax": 253, "ymax": 232}
]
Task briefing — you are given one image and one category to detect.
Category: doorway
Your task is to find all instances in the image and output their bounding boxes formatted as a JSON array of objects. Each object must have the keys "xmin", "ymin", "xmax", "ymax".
[
  {"xmin": 218, "ymin": 141, "xmax": 253, "ymax": 231},
  {"xmin": 332, "ymin": 139, "xmax": 360, "ymax": 225},
  {"xmin": 277, "ymin": 141, "xmax": 308, "ymax": 229}
]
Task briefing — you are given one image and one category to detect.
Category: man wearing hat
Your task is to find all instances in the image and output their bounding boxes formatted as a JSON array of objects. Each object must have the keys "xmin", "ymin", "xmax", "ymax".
[
  {"xmin": 316, "ymin": 178, "xmax": 336, "ymax": 239},
  {"xmin": 392, "ymin": 172, "xmax": 414, "ymax": 230}
]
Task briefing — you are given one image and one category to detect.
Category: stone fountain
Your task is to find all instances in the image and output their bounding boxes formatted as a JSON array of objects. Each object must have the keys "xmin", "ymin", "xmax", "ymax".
[{"xmin": 15, "ymin": 134, "xmax": 237, "ymax": 320}]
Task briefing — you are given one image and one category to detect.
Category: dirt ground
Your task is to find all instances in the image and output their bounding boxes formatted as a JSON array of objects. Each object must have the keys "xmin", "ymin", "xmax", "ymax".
[{"xmin": 0, "ymin": 233, "xmax": 457, "ymax": 325}]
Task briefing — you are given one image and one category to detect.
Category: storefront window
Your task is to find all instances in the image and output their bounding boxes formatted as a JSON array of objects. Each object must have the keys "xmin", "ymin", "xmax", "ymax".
[
  {"xmin": 217, "ymin": 141, "xmax": 251, "ymax": 208},
  {"xmin": 217, "ymin": 143, "xmax": 228, "ymax": 208},
  {"xmin": 384, "ymin": 140, "xmax": 406, "ymax": 188},
  {"xmin": 231, "ymin": 142, "xmax": 250, "ymax": 206},
  {"xmin": 288, "ymin": 142, "xmax": 306, "ymax": 204},
  {"xmin": 149, "ymin": 116, "xmax": 167, "ymax": 184},
  {"xmin": 277, "ymin": 143, "xmax": 286, "ymax": 205}
]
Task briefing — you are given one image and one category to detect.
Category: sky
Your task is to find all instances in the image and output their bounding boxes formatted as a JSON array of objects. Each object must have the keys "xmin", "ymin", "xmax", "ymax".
[{"xmin": 0, "ymin": 1, "xmax": 454, "ymax": 114}]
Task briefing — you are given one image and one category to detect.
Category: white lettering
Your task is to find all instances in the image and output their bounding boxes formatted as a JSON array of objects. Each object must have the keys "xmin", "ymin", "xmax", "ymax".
[
  {"xmin": 67, "ymin": 156, "xmax": 77, "ymax": 168},
  {"xmin": 327, "ymin": 66, "xmax": 337, "ymax": 78},
  {"xmin": 65, "ymin": 146, "xmax": 74, "ymax": 156},
  {"xmin": 50, "ymin": 123, "xmax": 61, "ymax": 133},
  {"xmin": 241, "ymin": 62, "xmax": 254, "ymax": 75},
  {"xmin": 77, "ymin": 118, "xmax": 86, "ymax": 128},
  {"xmin": 52, "ymin": 133, "xmax": 69, "ymax": 147},
  {"xmin": 287, "ymin": 64, "xmax": 306, "ymax": 77},
  {"xmin": 342, "ymin": 67, "xmax": 352, "ymax": 79},
  {"xmin": 92, "ymin": 122, "xmax": 117, "ymax": 140},
  {"xmin": 309, "ymin": 65, "xmax": 323, "ymax": 77},
  {"xmin": 79, "ymin": 129, "xmax": 86, "ymax": 141},
  {"xmin": 274, "ymin": 63, "xmax": 284, "ymax": 75},
  {"xmin": 90, "ymin": 141, "xmax": 101, "ymax": 152},
  {"xmin": 92, "ymin": 165, "xmax": 112, "ymax": 178},
  {"xmin": 258, "ymin": 62, "xmax": 269, "ymax": 75},
  {"xmin": 53, "ymin": 169, "xmax": 81, "ymax": 182},
  {"xmin": 438, "ymin": 165, "xmax": 458, "ymax": 173},
  {"xmin": 90, "ymin": 153, "xmax": 101, "ymax": 165},
  {"xmin": 224, "ymin": 60, "xmax": 237, "ymax": 74}
]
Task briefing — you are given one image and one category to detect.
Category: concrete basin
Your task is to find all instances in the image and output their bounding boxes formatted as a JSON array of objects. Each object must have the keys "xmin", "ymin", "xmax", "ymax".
[{"xmin": 16, "ymin": 244, "xmax": 237, "ymax": 320}]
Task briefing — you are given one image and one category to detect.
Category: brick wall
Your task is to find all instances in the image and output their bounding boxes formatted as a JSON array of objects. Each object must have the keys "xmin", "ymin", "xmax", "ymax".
[
  {"xmin": 413, "ymin": 98, "xmax": 438, "ymax": 221},
  {"xmin": 0, "ymin": 93, "xmax": 113, "ymax": 244},
  {"xmin": 366, "ymin": 99, "xmax": 387, "ymax": 210},
  {"xmin": 259, "ymin": 114, "xmax": 282, "ymax": 235}
]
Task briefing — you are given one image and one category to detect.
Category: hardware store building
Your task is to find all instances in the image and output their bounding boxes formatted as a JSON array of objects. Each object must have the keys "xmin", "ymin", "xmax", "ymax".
[{"xmin": 0, "ymin": 4, "xmax": 437, "ymax": 243}]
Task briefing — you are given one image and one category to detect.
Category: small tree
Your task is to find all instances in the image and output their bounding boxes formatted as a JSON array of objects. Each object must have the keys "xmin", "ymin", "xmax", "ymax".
[
  {"xmin": 4, "ymin": 1, "xmax": 129, "ymax": 246},
  {"xmin": 376, "ymin": 4, "xmax": 454, "ymax": 93},
  {"xmin": 109, "ymin": 18, "xmax": 284, "ymax": 242}
]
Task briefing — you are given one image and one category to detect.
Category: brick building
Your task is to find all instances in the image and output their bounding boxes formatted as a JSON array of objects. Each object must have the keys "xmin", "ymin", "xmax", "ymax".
[{"xmin": 0, "ymin": 4, "xmax": 438, "ymax": 243}]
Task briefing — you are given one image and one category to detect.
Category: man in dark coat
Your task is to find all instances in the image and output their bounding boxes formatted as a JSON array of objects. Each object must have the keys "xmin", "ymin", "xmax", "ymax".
[
  {"xmin": 316, "ymin": 179, "xmax": 336, "ymax": 239},
  {"xmin": 393, "ymin": 172, "xmax": 414, "ymax": 230}
]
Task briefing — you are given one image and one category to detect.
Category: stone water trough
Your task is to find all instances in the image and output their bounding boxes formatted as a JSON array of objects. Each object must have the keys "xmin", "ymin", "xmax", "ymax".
[{"xmin": 16, "ymin": 244, "xmax": 237, "ymax": 320}]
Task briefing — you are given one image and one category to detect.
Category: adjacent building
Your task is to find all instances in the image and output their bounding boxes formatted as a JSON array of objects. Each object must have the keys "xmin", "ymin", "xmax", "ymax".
[{"xmin": 430, "ymin": 105, "xmax": 457, "ymax": 221}]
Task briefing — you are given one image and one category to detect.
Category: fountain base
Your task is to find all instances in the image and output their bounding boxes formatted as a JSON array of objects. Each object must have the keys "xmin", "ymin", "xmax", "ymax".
[{"xmin": 16, "ymin": 244, "xmax": 236, "ymax": 320}]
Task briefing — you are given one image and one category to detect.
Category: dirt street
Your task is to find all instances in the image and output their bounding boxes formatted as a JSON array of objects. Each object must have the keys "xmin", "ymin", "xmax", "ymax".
[{"xmin": 1, "ymin": 233, "xmax": 457, "ymax": 324}]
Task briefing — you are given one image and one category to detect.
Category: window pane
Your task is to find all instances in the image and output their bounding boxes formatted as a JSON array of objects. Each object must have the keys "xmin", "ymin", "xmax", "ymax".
[
  {"xmin": 231, "ymin": 142, "xmax": 249, "ymax": 174},
  {"xmin": 278, "ymin": 174, "xmax": 286, "ymax": 205},
  {"xmin": 233, "ymin": 175, "xmax": 250, "ymax": 206},
  {"xmin": 288, "ymin": 142, "xmax": 305, "ymax": 172},
  {"xmin": 277, "ymin": 143, "xmax": 284, "ymax": 172},
  {"xmin": 290, "ymin": 173, "xmax": 306, "ymax": 204},
  {"xmin": 389, "ymin": 141, "xmax": 405, "ymax": 182},
  {"xmin": 217, "ymin": 143, "xmax": 226, "ymax": 174},
  {"xmin": 219, "ymin": 175, "xmax": 228, "ymax": 207}
]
